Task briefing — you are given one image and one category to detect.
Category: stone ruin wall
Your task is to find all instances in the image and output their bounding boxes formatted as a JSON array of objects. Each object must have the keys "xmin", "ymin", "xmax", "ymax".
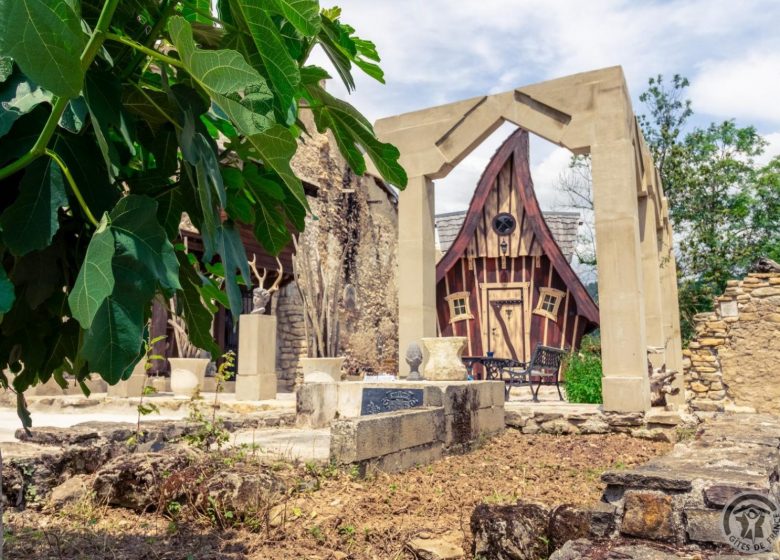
[
  {"xmin": 274, "ymin": 111, "xmax": 399, "ymax": 386},
  {"xmin": 683, "ymin": 271, "xmax": 780, "ymax": 413}
]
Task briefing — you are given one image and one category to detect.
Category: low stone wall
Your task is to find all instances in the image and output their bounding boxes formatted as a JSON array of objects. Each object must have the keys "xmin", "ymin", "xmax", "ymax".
[
  {"xmin": 684, "ymin": 271, "xmax": 780, "ymax": 413},
  {"xmin": 318, "ymin": 381, "xmax": 505, "ymax": 473},
  {"xmin": 597, "ymin": 413, "xmax": 780, "ymax": 550},
  {"xmin": 505, "ymin": 403, "xmax": 694, "ymax": 443}
]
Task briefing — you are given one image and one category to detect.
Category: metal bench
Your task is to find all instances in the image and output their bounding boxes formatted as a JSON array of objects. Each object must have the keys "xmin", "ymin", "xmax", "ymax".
[{"xmin": 503, "ymin": 345, "xmax": 567, "ymax": 401}]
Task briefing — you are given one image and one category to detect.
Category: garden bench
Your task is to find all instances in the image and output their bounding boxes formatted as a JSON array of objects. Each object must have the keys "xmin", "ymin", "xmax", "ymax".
[{"xmin": 502, "ymin": 345, "xmax": 567, "ymax": 402}]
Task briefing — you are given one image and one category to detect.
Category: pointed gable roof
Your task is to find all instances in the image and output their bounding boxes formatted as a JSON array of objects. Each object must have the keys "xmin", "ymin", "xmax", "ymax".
[{"xmin": 436, "ymin": 128, "xmax": 599, "ymax": 325}]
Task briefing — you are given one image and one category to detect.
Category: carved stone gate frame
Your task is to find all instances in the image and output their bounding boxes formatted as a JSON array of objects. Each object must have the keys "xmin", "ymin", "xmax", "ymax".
[{"xmin": 371, "ymin": 66, "xmax": 683, "ymax": 412}]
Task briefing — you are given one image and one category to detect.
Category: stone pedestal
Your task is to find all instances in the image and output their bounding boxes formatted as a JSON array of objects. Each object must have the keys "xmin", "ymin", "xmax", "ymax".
[
  {"xmin": 421, "ymin": 337, "xmax": 468, "ymax": 381},
  {"xmin": 107, "ymin": 361, "xmax": 147, "ymax": 398},
  {"xmin": 235, "ymin": 314, "xmax": 278, "ymax": 401}
]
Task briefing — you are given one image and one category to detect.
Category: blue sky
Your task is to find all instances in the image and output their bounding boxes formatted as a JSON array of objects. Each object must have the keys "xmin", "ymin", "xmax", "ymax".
[{"xmin": 311, "ymin": 0, "xmax": 780, "ymax": 213}]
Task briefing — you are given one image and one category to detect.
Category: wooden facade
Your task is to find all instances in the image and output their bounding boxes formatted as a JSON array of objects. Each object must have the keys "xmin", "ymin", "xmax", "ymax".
[{"xmin": 436, "ymin": 129, "xmax": 599, "ymax": 362}]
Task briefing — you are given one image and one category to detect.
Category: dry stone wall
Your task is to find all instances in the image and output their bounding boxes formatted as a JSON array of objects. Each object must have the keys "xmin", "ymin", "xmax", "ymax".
[
  {"xmin": 274, "ymin": 110, "xmax": 399, "ymax": 385},
  {"xmin": 684, "ymin": 272, "xmax": 780, "ymax": 413}
]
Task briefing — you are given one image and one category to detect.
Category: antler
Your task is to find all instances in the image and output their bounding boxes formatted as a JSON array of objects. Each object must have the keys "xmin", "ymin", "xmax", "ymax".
[
  {"xmin": 268, "ymin": 257, "xmax": 284, "ymax": 293},
  {"xmin": 248, "ymin": 254, "xmax": 266, "ymax": 288}
]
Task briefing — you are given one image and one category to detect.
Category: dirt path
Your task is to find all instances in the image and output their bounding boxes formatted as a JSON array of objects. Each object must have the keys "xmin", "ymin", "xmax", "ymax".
[{"xmin": 4, "ymin": 430, "xmax": 670, "ymax": 560}]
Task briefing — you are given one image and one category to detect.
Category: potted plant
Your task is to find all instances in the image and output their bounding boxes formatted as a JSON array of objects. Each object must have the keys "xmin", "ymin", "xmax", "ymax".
[
  {"xmin": 168, "ymin": 298, "xmax": 211, "ymax": 398},
  {"xmin": 292, "ymin": 236, "xmax": 348, "ymax": 384}
]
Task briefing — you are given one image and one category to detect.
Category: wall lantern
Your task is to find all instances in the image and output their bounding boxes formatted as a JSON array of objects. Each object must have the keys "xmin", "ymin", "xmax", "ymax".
[{"xmin": 500, "ymin": 239, "xmax": 508, "ymax": 269}]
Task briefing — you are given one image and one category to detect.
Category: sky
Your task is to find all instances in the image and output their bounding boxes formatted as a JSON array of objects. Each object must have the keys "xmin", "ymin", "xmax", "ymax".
[{"xmin": 309, "ymin": 0, "xmax": 780, "ymax": 214}]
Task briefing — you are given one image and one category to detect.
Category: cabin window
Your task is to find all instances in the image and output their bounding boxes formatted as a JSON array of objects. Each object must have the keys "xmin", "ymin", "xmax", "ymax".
[
  {"xmin": 534, "ymin": 287, "xmax": 565, "ymax": 321},
  {"xmin": 492, "ymin": 213, "xmax": 516, "ymax": 236},
  {"xmin": 446, "ymin": 291, "xmax": 473, "ymax": 323}
]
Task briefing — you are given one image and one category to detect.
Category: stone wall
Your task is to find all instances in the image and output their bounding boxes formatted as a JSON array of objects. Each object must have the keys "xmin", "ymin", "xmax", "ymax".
[
  {"xmin": 274, "ymin": 110, "xmax": 399, "ymax": 384},
  {"xmin": 683, "ymin": 272, "xmax": 780, "ymax": 413}
]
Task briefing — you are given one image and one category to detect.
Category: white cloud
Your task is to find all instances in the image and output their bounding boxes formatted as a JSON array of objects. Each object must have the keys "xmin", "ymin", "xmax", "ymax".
[
  {"xmin": 690, "ymin": 52, "xmax": 780, "ymax": 126},
  {"xmin": 757, "ymin": 132, "xmax": 780, "ymax": 166},
  {"xmin": 530, "ymin": 144, "xmax": 575, "ymax": 210}
]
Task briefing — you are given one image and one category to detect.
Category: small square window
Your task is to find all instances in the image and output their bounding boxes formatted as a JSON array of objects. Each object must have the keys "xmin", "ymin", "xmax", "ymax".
[
  {"xmin": 534, "ymin": 288, "xmax": 564, "ymax": 321},
  {"xmin": 446, "ymin": 291, "xmax": 472, "ymax": 323}
]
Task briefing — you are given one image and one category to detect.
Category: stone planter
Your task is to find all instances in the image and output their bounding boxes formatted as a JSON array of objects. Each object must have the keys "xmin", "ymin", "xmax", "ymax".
[
  {"xmin": 421, "ymin": 337, "xmax": 468, "ymax": 381},
  {"xmin": 301, "ymin": 357, "xmax": 345, "ymax": 383},
  {"xmin": 168, "ymin": 357, "xmax": 210, "ymax": 398}
]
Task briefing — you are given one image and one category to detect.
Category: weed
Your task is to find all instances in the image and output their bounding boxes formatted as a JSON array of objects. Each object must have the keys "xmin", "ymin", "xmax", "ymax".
[
  {"xmin": 561, "ymin": 334, "xmax": 602, "ymax": 404},
  {"xmin": 308, "ymin": 524, "xmax": 325, "ymax": 543},
  {"xmin": 128, "ymin": 334, "xmax": 165, "ymax": 447}
]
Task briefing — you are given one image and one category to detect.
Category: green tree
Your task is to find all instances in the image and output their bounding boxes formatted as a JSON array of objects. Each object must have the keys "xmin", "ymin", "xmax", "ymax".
[
  {"xmin": 639, "ymin": 75, "xmax": 780, "ymax": 339},
  {"xmin": 0, "ymin": 0, "xmax": 406, "ymax": 425}
]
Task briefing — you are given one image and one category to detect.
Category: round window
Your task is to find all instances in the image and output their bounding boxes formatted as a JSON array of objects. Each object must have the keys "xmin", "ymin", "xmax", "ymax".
[{"xmin": 492, "ymin": 213, "xmax": 516, "ymax": 235}]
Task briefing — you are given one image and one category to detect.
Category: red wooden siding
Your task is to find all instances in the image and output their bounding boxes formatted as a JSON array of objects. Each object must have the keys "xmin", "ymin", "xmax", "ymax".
[{"xmin": 436, "ymin": 129, "xmax": 598, "ymax": 364}]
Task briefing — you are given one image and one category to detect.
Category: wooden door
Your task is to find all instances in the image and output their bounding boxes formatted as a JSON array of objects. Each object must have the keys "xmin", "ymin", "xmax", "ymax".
[{"xmin": 482, "ymin": 284, "xmax": 526, "ymax": 361}]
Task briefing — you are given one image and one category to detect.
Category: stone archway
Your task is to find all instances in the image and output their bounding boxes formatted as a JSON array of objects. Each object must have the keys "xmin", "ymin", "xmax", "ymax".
[{"xmin": 371, "ymin": 66, "xmax": 683, "ymax": 412}]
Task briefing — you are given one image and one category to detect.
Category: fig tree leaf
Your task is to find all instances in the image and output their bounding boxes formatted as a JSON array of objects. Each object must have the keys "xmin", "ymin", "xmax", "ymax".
[
  {"xmin": 244, "ymin": 124, "xmax": 308, "ymax": 211},
  {"xmin": 263, "ymin": 0, "xmax": 320, "ymax": 37},
  {"xmin": 168, "ymin": 16, "xmax": 275, "ymax": 136},
  {"xmin": 231, "ymin": 0, "xmax": 300, "ymax": 119},
  {"xmin": 68, "ymin": 214, "xmax": 116, "ymax": 328},
  {"xmin": 0, "ymin": 264, "xmax": 15, "ymax": 315},
  {"xmin": 0, "ymin": 73, "xmax": 53, "ymax": 138},
  {"xmin": 0, "ymin": 0, "xmax": 88, "ymax": 98},
  {"xmin": 214, "ymin": 222, "xmax": 250, "ymax": 319},
  {"xmin": 0, "ymin": 158, "xmax": 68, "ymax": 256},
  {"xmin": 305, "ymin": 84, "xmax": 407, "ymax": 187},
  {"xmin": 176, "ymin": 251, "xmax": 220, "ymax": 357},
  {"xmin": 109, "ymin": 195, "xmax": 181, "ymax": 295}
]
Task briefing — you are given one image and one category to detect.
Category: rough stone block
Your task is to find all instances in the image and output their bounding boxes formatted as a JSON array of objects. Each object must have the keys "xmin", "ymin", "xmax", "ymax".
[
  {"xmin": 620, "ymin": 491, "xmax": 675, "ymax": 541},
  {"xmin": 330, "ymin": 407, "xmax": 444, "ymax": 464},
  {"xmin": 471, "ymin": 502, "xmax": 550, "ymax": 560},
  {"xmin": 234, "ymin": 373, "xmax": 277, "ymax": 401},
  {"xmin": 685, "ymin": 508, "xmax": 729, "ymax": 544},
  {"xmin": 703, "ymin": 484, "xmax": 769, "ymax": 508},
  {"xmin": 444, "ymin": 405, "xmax": 503, "ymax": 447},
  {"xmin": 361, "ymin": 441, "xmax": 443, "ymax": 475},
  {"xmin": 296, "ymin": 382, "xmax": 338, "ymax": 428}
]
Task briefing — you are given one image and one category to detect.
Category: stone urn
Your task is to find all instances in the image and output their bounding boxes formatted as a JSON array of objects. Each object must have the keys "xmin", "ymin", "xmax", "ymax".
[
  {"xmin": 421, "ymin": 337, "xmax": 468, "ymax": 381},
  {"xmin": 301, "ymin": 357, "xmax": 345, "ymax": 383},
  {"xmin": 169, "ymin": 357, "xmax": 210, "ymax": 398}
]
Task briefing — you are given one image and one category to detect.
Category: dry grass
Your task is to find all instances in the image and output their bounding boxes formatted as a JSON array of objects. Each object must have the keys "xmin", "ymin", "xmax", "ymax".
[{"xmin": 4, "ymin": 430, "xmax": 670, "ymax": 560}]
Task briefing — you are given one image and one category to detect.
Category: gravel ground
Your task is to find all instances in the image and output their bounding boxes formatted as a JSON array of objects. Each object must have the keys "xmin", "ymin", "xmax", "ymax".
[{"xmin": 3, "ymin": 430, "xmax": 671, "ymax": 560}]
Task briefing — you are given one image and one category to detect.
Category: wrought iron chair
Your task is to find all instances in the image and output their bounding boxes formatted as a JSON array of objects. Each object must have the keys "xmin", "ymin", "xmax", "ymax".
[{"xmin": 503, "ymin": 345, "xmax": 567, "ymax": 402}]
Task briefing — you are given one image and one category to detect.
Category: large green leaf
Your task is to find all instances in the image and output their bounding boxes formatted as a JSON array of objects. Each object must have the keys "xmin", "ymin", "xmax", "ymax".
[
  {"xmin": 244, "ymin": 124, "xmax": 308, "ymax": 210},
  {"xmin": 68, "ymin": 215, "xmax": 115, "ymax": 328},
  {"xmin": 305, "ymin": 84, "xmax": 407, "ymax": 187},
  {"xmin": 84, "ymin": 71, "xmax": 135, "ymax": 179},
  {"xmin": 230, "ymin": 0, "xmax": 300, "ymax": 119},
  {"xmin": 0, "ymin": 157, "xmax": 68, "ymax": 256},
  {"xmin": 263, "ymin": 0, "xmax": 320, "ymax": 37},
  {"xmin": 176, "ymin": 251, "xmax": 220, "ymax": 357},
  {"xmin": 168, "ymin": 16, "xmax": 275, "ymax": 136},
  {"xmin": 0, "ymin": 0, "xmax": 88, "ymax": 98},
  {"xmin": 0, "ymin": 72, "xmax": 53, "ymax": 138},
  {"xmin": 0, "ymin": 264, "xmax": 15, "ymax": 315},
  {"xmin": 181, "ymin": 0, "xmax": 212, "ymax": 24},
  {"xmin": 81, "ymin": 241, "xmax": 157, "ymax": 383},
  {"xmin": 214, "ymin": 222, "xmax": 250, "ymax": 318},
  {"xmin": 110, "ymin": 195, "xmax": 181, "ymax": 295}
]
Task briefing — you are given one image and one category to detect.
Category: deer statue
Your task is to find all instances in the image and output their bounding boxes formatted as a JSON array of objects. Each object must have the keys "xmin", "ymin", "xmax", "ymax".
[{"xmin": 248, "ymin": 255, "xmax": 284, "ymax": 314}]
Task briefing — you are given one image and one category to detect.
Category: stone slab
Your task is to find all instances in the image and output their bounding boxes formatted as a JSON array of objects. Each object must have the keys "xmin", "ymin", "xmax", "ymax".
[{"xmin": 330, "ymin": 407, "xmax": 444, "ymax": 464}]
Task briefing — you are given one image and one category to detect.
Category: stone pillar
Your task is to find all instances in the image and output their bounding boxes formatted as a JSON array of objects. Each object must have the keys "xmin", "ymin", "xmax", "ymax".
[
  {"xmin": 591, "ymin": 140, "xmax": 651, "ymax": 412},
  {"xmin": 398, "ymin": 175, "xmax": 437, "ymax": 376},
  {"xmin": 659, "ymin": 221, "xmax": 685, "ymax": 406},
  {"xmin": 235, "ymin": 314, "xmax": 278, "ymax": 401},
  {"xmin": 638, "ymin": 195, "xmax": 666, "ymax": 366}
]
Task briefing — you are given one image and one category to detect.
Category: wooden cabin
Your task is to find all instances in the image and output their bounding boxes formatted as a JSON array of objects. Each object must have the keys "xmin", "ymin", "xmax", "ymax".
[{"xmin": 435, "ymin": 129, "xmax": 599, "ymax": 363}]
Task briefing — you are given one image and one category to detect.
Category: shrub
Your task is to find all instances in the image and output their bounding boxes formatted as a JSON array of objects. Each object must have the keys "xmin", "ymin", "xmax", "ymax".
[{"xmin": 563, "ymin": 336, "xmax": 603, "ymax": 404}]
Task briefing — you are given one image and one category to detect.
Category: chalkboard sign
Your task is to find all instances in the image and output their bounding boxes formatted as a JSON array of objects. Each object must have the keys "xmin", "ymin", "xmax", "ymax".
[{"xmin": 360, "ymin": 388, "xmax": 424, "ymax": 416}]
